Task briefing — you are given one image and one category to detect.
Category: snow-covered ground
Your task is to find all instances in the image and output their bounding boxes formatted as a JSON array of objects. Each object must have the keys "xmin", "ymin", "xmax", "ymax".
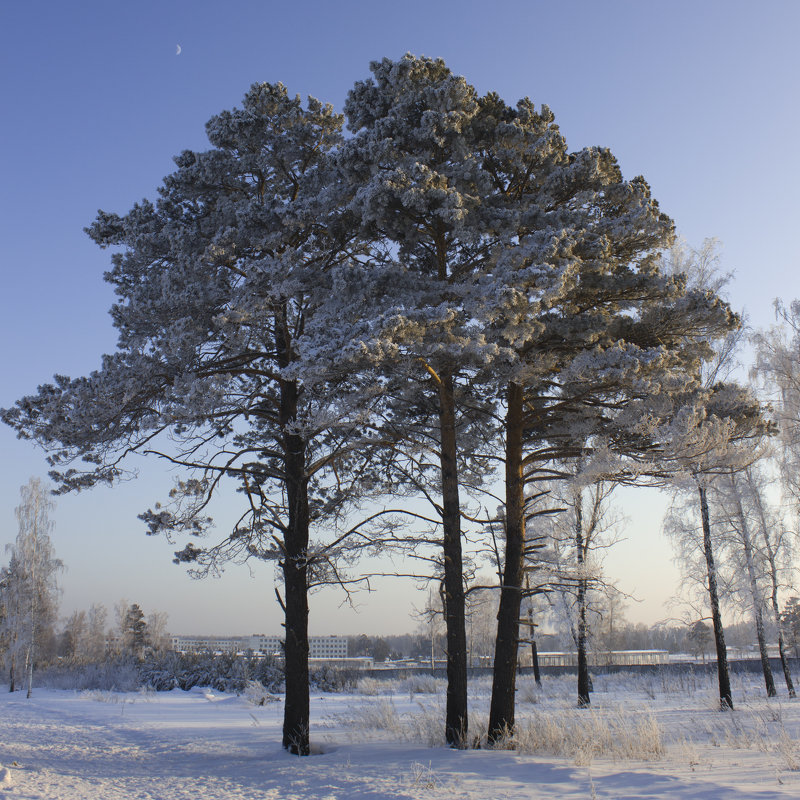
[{"xmin": 1, "ymin": 670, "xmax": 799, "ymax": 799}]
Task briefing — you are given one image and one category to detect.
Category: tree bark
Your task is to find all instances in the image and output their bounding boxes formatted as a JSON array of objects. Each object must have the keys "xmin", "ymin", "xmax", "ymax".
[
  {"xmin": 699, "ymin": 485, "xmax": 733, "ymax": 710},
  {"xmin": 278, "ymin": 340, "xmax": 311, "ymax": 754},
  {"xmin": 438, "ymin": 372, "xmax": 469, "ymax": 747},
  {"xmin": 531, "ymin": 639, "xmax": 541, "ymax": 687},
  {"xmin": 488, "ymin": 382, "xmax": 525, "ymax": 743},
  {"xmin": 525, "ymin": 579, "xmax": 542, "ymax": 687},
  {"xmin": 575, "ymin": 492, "xmax": 591, "ymax": 708},
  {"xmin": 26, "ymin": 645, "xmax": 34, "ymax": 699}
]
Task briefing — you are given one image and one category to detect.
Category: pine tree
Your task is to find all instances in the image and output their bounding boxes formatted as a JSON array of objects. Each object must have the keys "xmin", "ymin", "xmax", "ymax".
[
  {"xmin": 471, "ymin": 101, "xmax": 736, "ymax": 741},
  {"xmin": 122, "ymin": 603, "xmax": 148, "ymax": 656},
  {"xmin": 781, "ymin": 597, "xmax": 800, "ymax": 659},
  {"xmin": 335, "ymin": 55, "xmax": 501, "ymax": 746},
  {"xmin": 3, "ymin": 84, "xmax": 384, "ymax": 754}
]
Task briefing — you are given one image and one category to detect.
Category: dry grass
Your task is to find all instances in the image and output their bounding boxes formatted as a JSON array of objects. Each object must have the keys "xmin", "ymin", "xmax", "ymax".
[
  {"xmin": 487, "ymin": 708, "xmax": 665, "ymax": 765},
  {"xmin": 337, "ymin": 669, "xmax": 800, "ymax": 775}
]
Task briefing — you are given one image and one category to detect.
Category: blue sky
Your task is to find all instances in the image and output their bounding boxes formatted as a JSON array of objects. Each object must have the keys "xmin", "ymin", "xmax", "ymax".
[{"xmin": 1, "ymin": 0, "xmax": 798, "ymax": 636}]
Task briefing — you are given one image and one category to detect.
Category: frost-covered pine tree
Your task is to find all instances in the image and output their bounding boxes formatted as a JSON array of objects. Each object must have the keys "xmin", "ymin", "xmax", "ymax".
[
  {"xmin": 328, "ymin": 56, "xmax": 743, "ymax": 742},
  {"xmin": 330, "ymin": 55, "xmax": 507, "ymax": 747},
  {"xmin": 2, "ymin": 84, "xmax": 386, "ymax": 754},
  {"xmin": 467, "ymin": 98, "xmax": 737, "ymax": 740}
]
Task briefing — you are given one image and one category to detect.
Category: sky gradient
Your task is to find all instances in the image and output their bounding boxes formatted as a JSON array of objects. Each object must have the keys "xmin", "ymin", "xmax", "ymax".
[{"xmin": 1, "ymin": 0, "xmax": 798, "ymax": 636}]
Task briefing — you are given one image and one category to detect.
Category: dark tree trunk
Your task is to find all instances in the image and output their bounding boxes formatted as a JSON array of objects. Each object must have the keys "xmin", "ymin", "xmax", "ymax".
[
  {"xmin": 278, "ymin": 323, "xmax": 311, "ymax": 754},
  {"xmin": 9, "ymin": 655, "xmax": 15, "ymax": 692},
  {"xmin": 26, "ymin": 647, "xmax": 34, "ymax": 699},
  {"xmin": 531, "ymin": 639, "xmax": 541, "ymax": 687},
  {"xmin": 438, "ymin": 372, "xmax": 469, "ymax": 747},
  {"xmin": 575, "ymin": 493, "xmax": 591, "ymax": 707},
  {"xmin": 525, "ymin": 580, "xmax": 542, "ymax": 687},
  {"xmin": 282, "ymin": 514, "xmax": 310, "ymax": 757},
  {"xmin": 776, "ymin": 626, "xmax": 796, "ymax": 699},
  {"xmin": 488, "ymin": 382, "xmax": 525, "ymax": 743},
  {"xmin": 752, "ymin": 601, "xmax": 776, "ymax": 698},
  {"xmin": 699, "ymin": 485, "xmax": 733, "ymax": 710}
]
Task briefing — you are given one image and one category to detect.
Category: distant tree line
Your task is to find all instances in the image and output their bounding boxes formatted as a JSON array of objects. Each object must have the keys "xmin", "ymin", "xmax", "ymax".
[{"xmin": 0, "ymin": 479, "xmax": 171, "ymax": 691}]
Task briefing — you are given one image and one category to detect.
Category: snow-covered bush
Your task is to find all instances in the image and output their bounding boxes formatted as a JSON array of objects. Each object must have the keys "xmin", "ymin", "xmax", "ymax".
[
  {"xmin": 31, "ymin": 652, "xmax": 284, "ymax": 694},
  {"xmin": 32, "ymin": 658, "xmax": 141, "ymax": 692},
  {"xmin": 243, "ymin": 679, "xmax": 281, "ymax": 705},
  {"xmin": 310, "ymin": 665, "xmax": 357, "ymax": 693},
  {"xmin": 139, "ymin": 652, "xmax": 283, "ymax": 693}
]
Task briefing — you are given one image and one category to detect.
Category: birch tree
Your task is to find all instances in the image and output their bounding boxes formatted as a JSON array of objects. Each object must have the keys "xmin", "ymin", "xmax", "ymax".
[
  {"xmin": 717, "ymin": 462, "xmax": 796, "ymax": 696},
  {"xmin": 654, "ymin": 240, "xmax": 767, "ymax": 710},
  {"xmin": 1, "ymin": 478, "xmax": 62, "ymax": 696},
  {"xmin": 539, "ymin": 479, "xmax": 621, "ymax": 707},
  {"xmin": 660, "ymin": 384, "xmax": 770, "ymax": 709},
  {"xmin": 753, "ymin": 300, "xmax": 800, "ymax": 515},
  {"xmin": 715, "ymin": 466, "xmax": 776, "ymax": 696}
]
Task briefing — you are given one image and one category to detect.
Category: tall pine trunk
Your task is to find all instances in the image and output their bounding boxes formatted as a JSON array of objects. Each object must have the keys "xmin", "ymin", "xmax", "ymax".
[
  {"xmin": 438, "ymin": 372, "xmax": 469, "ymax": 747},
  {"xmin": 277, "ymin": 309, "xmax": 311, "ymax": 755},
  {"xmin": 575, "ymin": 492, "xmax": 591, "ymax": 708},
  {"xmin": 728, "ymin": 475, "xmax": 775, "ymax": 696},
  {"xmin": 699, "ymin": 485, "xmax": 733, "ymax": 710},
  {"xmin": 488, "ymin": 382, "xmax": 525, "ymax": 743},
  {"xmin": 280, "ymin": 377, "xmax": 310, "ymax": 755}
]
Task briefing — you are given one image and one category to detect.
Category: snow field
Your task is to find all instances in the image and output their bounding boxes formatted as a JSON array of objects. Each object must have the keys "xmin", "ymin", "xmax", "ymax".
[{"xmin": 0, "ymin": 670, "xmax": 798, "ymax": 799}]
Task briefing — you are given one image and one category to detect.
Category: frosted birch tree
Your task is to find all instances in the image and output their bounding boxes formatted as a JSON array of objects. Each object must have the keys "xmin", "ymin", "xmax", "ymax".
[
  {"xmin": 1, "ymin": 478, "xmax": 62, "ymax": 696},
  {"xmin": 753, "ymin": 300, "xmax": 800, "ymax": 514},
  {"xmin": 653, "ymin": 239, "xmax": 768, "ymax": 709},
  {"xmin": 659, "ymin": 383, "xmax": 770, "ymax": 709},
  {"xmin": 715, "ymin": 466, "xmax": 775, "ymax": 696},
  {"xmin": 714, "ymin": 462, "xmax": 796, "ymax": 697},
  {"xmin": 537, "ymin": 479, "xmax": 621, "ymax": 707}
]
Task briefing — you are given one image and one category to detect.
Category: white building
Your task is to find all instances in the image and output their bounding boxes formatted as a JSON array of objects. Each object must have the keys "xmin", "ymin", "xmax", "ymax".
[{"xmin": 171, "ymin": 633, "xmax": 349, "ymax": 659}]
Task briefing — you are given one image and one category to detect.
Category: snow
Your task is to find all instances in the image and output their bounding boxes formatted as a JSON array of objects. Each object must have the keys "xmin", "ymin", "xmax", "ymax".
[{"xmin": 1, "ymin": 672, "xmax": 799, "ymax": 799}]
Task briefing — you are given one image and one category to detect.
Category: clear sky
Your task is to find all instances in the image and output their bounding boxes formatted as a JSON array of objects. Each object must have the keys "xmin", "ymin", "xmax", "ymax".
[{"xmin": 1, "ymin": 0, "xmax": 798, "ymax": 637}]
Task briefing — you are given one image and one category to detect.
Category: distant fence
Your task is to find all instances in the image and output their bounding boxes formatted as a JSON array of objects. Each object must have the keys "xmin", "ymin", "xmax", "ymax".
[{"xmin": 348, "ymin": 656, "xmax": 800, "ymax": 682}]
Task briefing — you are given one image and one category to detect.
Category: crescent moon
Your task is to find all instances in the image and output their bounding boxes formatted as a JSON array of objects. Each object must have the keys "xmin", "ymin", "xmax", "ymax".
[{"xmin": 176, "ymin": 44, "xmax": 182, "ymax": 55}]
